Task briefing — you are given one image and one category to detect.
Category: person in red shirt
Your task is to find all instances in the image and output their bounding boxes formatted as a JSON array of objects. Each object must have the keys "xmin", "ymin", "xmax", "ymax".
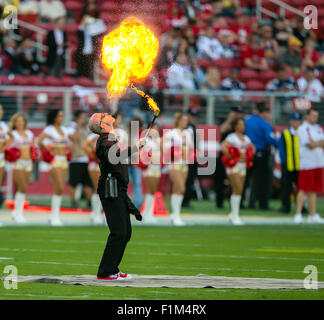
[
  {"xmin": 242, "ymin": 36, "xmax": 268, "ymax": 71},
  {"xmin": 301, "ymin": 39, "xmax": 324, "ymax": 71},
  {"xmin": 231, "ymin": 11, "xmax": 251, "ymax": 44}
]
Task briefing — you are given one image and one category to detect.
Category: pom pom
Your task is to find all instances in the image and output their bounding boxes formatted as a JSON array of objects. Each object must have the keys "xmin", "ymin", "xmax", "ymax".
[{"xmin": 5, "ymin": 147, "xmax": 21, "ymax": 162}]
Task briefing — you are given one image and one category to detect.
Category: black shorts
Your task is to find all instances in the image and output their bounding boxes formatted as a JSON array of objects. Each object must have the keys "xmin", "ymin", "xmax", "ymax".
[{"xmin": 68, "ymin": 162, "xmax": 93, "ymax": 188}]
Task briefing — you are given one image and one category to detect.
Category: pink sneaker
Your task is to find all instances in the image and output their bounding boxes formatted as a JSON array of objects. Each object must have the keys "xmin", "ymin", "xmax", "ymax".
[{"xmin": 97, "ymin": 274, "xmax": 119, "ymax": 280}]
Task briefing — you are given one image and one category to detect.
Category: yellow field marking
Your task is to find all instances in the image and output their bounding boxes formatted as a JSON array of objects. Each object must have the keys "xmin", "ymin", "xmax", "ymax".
[{"xmin": 254, "ymin": 249, "xmax": 324, "ymax": 254}]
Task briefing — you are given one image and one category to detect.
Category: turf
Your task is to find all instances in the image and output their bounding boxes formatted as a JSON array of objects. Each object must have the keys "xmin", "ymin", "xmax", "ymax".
[{"xmin": 0, "ymin": 225, "xmax": 324, "ymax": 300}]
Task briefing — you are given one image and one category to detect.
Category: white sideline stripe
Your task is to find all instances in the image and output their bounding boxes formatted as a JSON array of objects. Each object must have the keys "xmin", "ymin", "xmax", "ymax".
[
  {"xmin": 2, "ymin": 247, "xmax": 324, "ymax": 262},
  {"xmin": 14, "ymin": 260, "xmax": 324, "ymax": 275},
  {"xmin": 0, "ymin": 293, "xmax": 141, "ymax": 300}
]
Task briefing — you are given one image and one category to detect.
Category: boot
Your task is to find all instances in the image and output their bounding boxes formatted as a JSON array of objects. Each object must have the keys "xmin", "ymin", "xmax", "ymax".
[
  {"xmin": 49, "ymin": 195, "xmax": 63, "ymax": 226},
  {"xmin": 170, "ymin": 194, "xmax": 185, "ymax": 226}
]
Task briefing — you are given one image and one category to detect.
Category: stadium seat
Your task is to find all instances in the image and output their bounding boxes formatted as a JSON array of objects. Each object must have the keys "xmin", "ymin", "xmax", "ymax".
[
  {"xmin": 28, "ymin": 76, "xmax": 45, "ymax": 86},
  {"xmin": 101, "ymin": 2, "xmax": 120, "ymax": 12},
  {"xmin": 259, "ymin": 70, "xmax": 277, "ymax": 82},
  {"xmin": 76, "ymin": 77, "xmax": 95, "ymax": 87},
  {"xmin": 246, "ymin": 80, "xmax": 265, "ymax": 91},
  {"xmin": 238, "ymin": 68, "xmax": 259, "ymax": 82},
  {"xmin": 44, "ymin": 76, "xmax": 62, "ymax": 87},
  {"xmin": 197, "ymin": 59, "xmax": 213, "ymax": 69},
  {"xmin": 12, "ymin": 75, "xmax": 30, "ymax": 86},
  {"xmin": 61, "ymin": 76, "xmax": 76, "ymax": 87},
  {"xmin": 213, "ymin": 59, "xmax": 237, "ymax": 69},
  {"xmin": 65, "ymin": 1, "xmax": 83, "ymax": 18},
  {"xmin": 0, "ymin": 75, "xmax": 11, "ymax": 85},
  {"xmin": 220, "ymin": 68, "xmax": 231, "ymax": 79}
]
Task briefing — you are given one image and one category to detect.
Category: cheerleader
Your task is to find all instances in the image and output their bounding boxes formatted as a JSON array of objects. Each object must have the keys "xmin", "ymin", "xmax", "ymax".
[
  {"xmin": 82, "ymin": 132, "xmax": 103, "ymax": 224},
  {"xmin": 38, "ymin": 109, "xmax": 71, "ymax": 226},
  {"xmin": 221, "ymin": 118, "xmax": 255, "ymax": 225},
  {"xmin": 7, "ymin": 114, "xmax": 35, "ymax": 223},
  {"xmin": 163, "ymin": 113, "xmax": 194, "ymax": 226},
  {"xmin": 140, "ymin": 123, "xmax": 162, "ymax": 223},
  {"xmin": 0, "ymin": 105, "xmax": 8, "ymax": 195}
]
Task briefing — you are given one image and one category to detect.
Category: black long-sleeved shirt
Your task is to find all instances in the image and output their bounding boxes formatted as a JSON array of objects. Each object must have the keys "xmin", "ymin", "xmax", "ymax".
[{"xmin": 96, "ymin": 132, "xmax": 138, "ymax": 193}]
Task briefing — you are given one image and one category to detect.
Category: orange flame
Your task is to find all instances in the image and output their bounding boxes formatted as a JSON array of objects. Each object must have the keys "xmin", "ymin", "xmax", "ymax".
[
  {"xmin": 130, "ymin": 84, "xmax": 160, "ymax": 116},
  {"xmin": 101, "ymin": 17, "xmax": 159, "ymax": 109}
]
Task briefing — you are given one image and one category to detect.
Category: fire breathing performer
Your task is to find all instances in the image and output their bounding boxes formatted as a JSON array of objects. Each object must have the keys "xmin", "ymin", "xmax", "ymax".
[
  {"xmin": 89, "ymin": 113, "xmax": 145, "ymax": 280},
  {"xmin": 221, "ymin": 118, "xmax": 255, "ymax": 225},
  {"xmin": 7, "ymin": 114, "xmax": 36, "ymax": 223},
  {"xmin": 93, "ymin": 17, "xmax": 160, "ymax": 278}
]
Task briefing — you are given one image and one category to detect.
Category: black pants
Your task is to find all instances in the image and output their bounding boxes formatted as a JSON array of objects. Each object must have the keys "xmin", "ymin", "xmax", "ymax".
[
  {"xmin": 281, "ymin": 168, "xmax": 299, "ymax": 212},
  {"xmin": 249, "ymin": 149, "xmax": 272, "ymax": 210},
  {"xmin": 214, "ymin": 156, "xmax": 227, "ymax": 208},
  {"xmin": 97, "ymin": 191, "xmax": 132, "ymax": 277},
  {"xmin": 183, "ymin": 162, "xmax": 198, "ymax": 205}
]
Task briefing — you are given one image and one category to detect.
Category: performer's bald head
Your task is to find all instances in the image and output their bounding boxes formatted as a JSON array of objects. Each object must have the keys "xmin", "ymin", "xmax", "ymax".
[{"xmin": 88, "ymin": 113, "xmax": 115, "ymax": 134}]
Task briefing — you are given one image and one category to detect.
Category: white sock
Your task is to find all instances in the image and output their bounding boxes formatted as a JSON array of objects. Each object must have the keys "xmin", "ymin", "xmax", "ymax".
[
  {"xmin": 14, "ymin": 192, "xmax": 25, "ymax": 219},
  {"xmin": 91, "ymin": 194, "xmax": 102, "ymax": 217},
  {"xmin": 230, "ymin": 195, "xmax": 241, "ymax": 220},
  {"xmin": 171, "ymin": 194, "xmax": 183, "ymax": 218},
  {"xmin": 51, "ymin": 195, "xmax": 62, "ymax": 219},
  {"xmin": 144, "ymin": 194, "xmax": 155, "ymax": 219}
]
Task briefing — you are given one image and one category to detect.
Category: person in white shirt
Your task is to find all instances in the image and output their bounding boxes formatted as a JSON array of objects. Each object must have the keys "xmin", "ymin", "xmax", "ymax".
[
  {"xmin": 39, "ymin": 0, "xmax": 66, "ymax": 23},
  {"xmin": 197, "ymin": 27, "xmax": 224, "ymax": 61},
  {"xmin": 7, "ymin": 114, "xmax": 35, "ymax": 223},
  {"xmin": 297, "ymin": 68, "xmax": 324, "ymax": 103},
  {"xmin": 294, "ymin": 109, "xmax": 324, "ymax": 224},
  {"xmin": 221, "ymin": 118, "xmax": 255, "ymax": 225},
  {"xmin": 38, "ymin": 109, "xmax": 72, "ymax": 226},
  {"xmin": 166, "ymin": 53, "xmax": 197, "ymax": 90},
  {"xmin": 162, "ymin": 113, "xmax": 194, "ymax": 226}
]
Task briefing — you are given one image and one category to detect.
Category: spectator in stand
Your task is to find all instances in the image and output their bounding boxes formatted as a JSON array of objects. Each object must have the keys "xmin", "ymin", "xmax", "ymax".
[
  {"xmin": 221, "ymin": 68, "xmax": 245, "ymax": 101},
  {"xmin": 197, "ymin": 26, "xmax": 224, "ymax": 61},
  {"xmin": 201, "ymin": 66, "xmax": 221, "ymax": 90},
  {"xmin": 297, "ymin": 67, "xmax": 324, "ymax": 103},
  {"xmin": 3, "ymin": 37, "xmax": 19, "ymax": 74},
  {"xmin": 293, "ymin": 17, "xmax": 316, "ymax": 47},
  {"xmin": 82, "ymin": 0, "xmax": 99, "ymax": 19},
  {"xmin": 294, "ymin": 109, "xmax": 324, "ymax": 224},
  {"xmin": 279, "ymin": 36, "xmax": 302, "ymax": 74},
  {"xmin": 232, "ymin": 11, "xmax": 251, "ymax": 44},
  {"xmin": 212, "ymin": 17, "xmax": 237, "ymax": 44},
  {"xmin": 39, "ymin": 0, "xmax": 67, "ymax": 23},
  {"xmin": 273, "ymin": 18, "xmax": 292, "ymax": 48},
  {"xmin": 75, "ymin": 15, "xmax": 106, "ymax": 79},
  {"xmin": 166, "ymin": 53, "xmax": 199, "ymax": 89},
  {"xmin": 166, "ymin": 5, "xmax": 188, "ymax": 30},
  {"xmin": 17, "ymin": 37, "xmax": 40, "ymax": 75},
  {"xmin": 184, "ymin": 27, "xmax": 198, "ymax": 58},
  {"xmin": 174, "ymin": 38, "xmax": 190, "ymax": 57},
  {"xmin": 157, "ymin": 36, "xmax": 175, "ymax": 70},
  {"xmin": 266, "ymin": 65, "xmax": 297, "ymax": 92},
  {"xmin": 278, "ymin": 112, "xmax": 302, "ymax": 213},
  {"xmin": 183, "ymin": 0, "xmax": 199, "ymax": 24},
  {"xmin": 0, "ymin": 43, "xmax": 12, "ymax": 74},
  {"xmin": 260, "ymin": 25, "xmax": 280, "ymax": 66},
  {"xmin": 301, "ymin": 39, "xmax": 324, "ymax": 71},
  {"xmin": 220, "ymin": 0, "xmax": 239, "ymax": 18},
  {"xmin": 219, "ymin": 32, "xmax": 236, "ymax": 59},
  {"xmin": 242, "ymin": 36, "xmax": 268, "ymax": 71},
  {"xmin": 45, "ymin": 16, "xmax": 67, "ymax": 78}
]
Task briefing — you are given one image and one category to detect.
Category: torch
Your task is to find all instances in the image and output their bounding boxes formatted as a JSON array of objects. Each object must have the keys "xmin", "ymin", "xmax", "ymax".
[{"xmin": 101, "ymin": 17, "xmax": 160, "ymax": 140}]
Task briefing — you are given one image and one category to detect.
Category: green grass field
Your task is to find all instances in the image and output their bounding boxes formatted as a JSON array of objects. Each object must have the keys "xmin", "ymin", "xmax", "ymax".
[{"xmin": 1, "ymin": 221, "xmax": 324, "ymax": 300}]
